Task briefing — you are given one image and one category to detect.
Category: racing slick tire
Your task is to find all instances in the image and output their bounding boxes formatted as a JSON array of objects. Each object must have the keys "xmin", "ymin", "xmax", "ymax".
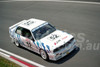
[
  {"xmin": 40, "ymin": 50, "xmax": 49, "ymax": 60},
  {"xmin": 14, "ymin": 39, "xmax": 20, "ymax": 47}
]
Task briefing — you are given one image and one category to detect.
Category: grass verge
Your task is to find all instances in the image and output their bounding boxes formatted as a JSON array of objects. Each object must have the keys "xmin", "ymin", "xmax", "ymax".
[{"xmin": 0, "ymin": 56, "xmax": 20, "ymax": 67}]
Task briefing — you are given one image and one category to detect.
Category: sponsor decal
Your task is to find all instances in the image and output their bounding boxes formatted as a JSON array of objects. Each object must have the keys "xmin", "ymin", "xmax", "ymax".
[
  {"xmin": 56, "ymin": 39, "xmax": 61, "ymax": 44},
  {"xmin": 54, "ymin": 39, "xmax": 61, "ymax": 45},
  {"xmin": 48, "ymin": 34, "xmax": 60, "ymax": 41},
  {"xmin": 54, "ymin": 42, "xmax": 56, "ymax": 45},
  {"xmin": 24, "ymin": 21, "xmax": 34, "ymax": 26},
  {"xmin": 62, "ymin": 36, "xmax": 67, "ymax": 40},
  {"xmin": 25, "ymin": 38, "xmax": 32, "ymax": 48}
]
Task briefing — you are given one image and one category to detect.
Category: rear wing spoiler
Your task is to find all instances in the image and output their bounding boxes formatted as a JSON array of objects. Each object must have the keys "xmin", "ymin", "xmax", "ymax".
[{"xmin": 9, "ymin": 20, "xmax": 26, "ymax": 29}]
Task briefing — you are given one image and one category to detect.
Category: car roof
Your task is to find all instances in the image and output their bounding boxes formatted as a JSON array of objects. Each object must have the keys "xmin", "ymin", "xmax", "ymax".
[{"xmin": 19, "ymin": 18, "xmax": 48, "ymax": 31}]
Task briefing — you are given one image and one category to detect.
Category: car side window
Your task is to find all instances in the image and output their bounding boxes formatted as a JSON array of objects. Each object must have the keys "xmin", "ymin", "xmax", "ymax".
[
  {"xmin": 16, "ymin": 27, "xmax": 35, "ymax": 41},
  {"xmin": 22, "ymin": 29, "xmax": 31, "ymax": 38},
  {"xmin": 15, "ymin": 27, "xmax": 23, "ymax": 35}
]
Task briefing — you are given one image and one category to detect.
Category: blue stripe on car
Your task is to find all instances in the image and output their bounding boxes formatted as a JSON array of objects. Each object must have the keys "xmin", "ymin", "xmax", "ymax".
[
  {"xmin": 46, "ymin": 45, "xmax": 50, "ymax": 52},
  {"xmin": 41, "ymin": 43, "xmax": 46, "ymax": 51}
]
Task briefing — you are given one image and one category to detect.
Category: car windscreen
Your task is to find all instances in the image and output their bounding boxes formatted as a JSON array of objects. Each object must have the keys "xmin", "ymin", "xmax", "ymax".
[{"xmin": 32, "ymin": 23, "xmax": 56, "ymax": 40}]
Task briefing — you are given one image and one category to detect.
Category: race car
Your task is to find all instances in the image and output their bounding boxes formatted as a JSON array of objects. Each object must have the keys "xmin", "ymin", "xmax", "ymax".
[{"xmin": 9, "ymin": 18, "xmax": 76, "ymax": 61}]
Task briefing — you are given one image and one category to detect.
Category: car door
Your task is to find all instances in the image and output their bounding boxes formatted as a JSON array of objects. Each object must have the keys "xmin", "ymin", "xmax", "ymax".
[{"xmin": 15, "ymin": 27, "xmax": 39, "ymax": 53}]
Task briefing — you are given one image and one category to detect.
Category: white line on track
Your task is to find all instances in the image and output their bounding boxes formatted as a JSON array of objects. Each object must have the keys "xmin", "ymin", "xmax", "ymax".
[
  {"xmin": 0, "ymin": 51, "xmax": 10, "ymax": 57},
  {"xmin": 0, "ymin": 48, "xmax": 45, "ymax": 67},
  {"xmin": 0, "ymin": 0, "xmax": 100, "ymax": 5}
]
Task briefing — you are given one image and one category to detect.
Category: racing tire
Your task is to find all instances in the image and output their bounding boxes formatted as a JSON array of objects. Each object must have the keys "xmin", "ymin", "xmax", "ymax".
[
  {"xmin": 14, "ymin": 39, "xmax": 20, "ymax": 47},
  {"xmin": 40, "ymin": 50, "xmax": 49, "ymax": 60}
]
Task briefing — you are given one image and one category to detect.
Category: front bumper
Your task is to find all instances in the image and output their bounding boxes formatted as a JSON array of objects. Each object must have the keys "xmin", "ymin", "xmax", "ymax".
[{"xmin": 49, "ymin": 44, "xmax": 76, "ymax": 61}]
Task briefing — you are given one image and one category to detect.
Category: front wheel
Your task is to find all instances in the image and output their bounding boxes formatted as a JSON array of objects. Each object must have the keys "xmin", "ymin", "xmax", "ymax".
[{"xmin": 40, "ymin": 50, "xmax": 48, "ymax": 60}]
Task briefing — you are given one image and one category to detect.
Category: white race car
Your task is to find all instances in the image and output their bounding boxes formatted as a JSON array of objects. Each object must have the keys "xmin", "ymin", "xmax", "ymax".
[{"xmin": 9, "ymin": 18, "xmax": 76, "ymax": 61}]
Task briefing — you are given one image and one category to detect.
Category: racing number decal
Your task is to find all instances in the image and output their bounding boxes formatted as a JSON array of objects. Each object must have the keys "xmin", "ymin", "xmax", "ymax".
[
  {"xmin": 24, "ymin": 21, "xmax": 34, "ymax": 26},
  {"xmin": 25, "ymin": 39, "xmax": 32, "ymax": 48},
  {"xmin": 48, "ymin": 34, "xmax": 59, "ymax": 41},
  {"xmin": 26, "ymin": 42, "xmax": 32, "ymax": 48}
]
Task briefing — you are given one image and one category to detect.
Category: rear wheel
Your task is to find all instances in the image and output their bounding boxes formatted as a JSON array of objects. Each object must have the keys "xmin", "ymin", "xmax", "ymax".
[
  {"xmin": 40, "ymin": 50, "xmax": 48, "ymax": 60},
  {"xmin": 14, "ymin": 39, "xmax": 20, "ymax": 47}
]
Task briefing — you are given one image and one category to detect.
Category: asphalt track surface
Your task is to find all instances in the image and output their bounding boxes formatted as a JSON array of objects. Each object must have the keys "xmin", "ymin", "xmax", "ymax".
[
  {"xmin": 68, "ymin": 0, "xmax": 100, "ymax": 2},
  {"xmin": 0, "ymin": 1, "xmax": 100, "ymax": 67}
]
